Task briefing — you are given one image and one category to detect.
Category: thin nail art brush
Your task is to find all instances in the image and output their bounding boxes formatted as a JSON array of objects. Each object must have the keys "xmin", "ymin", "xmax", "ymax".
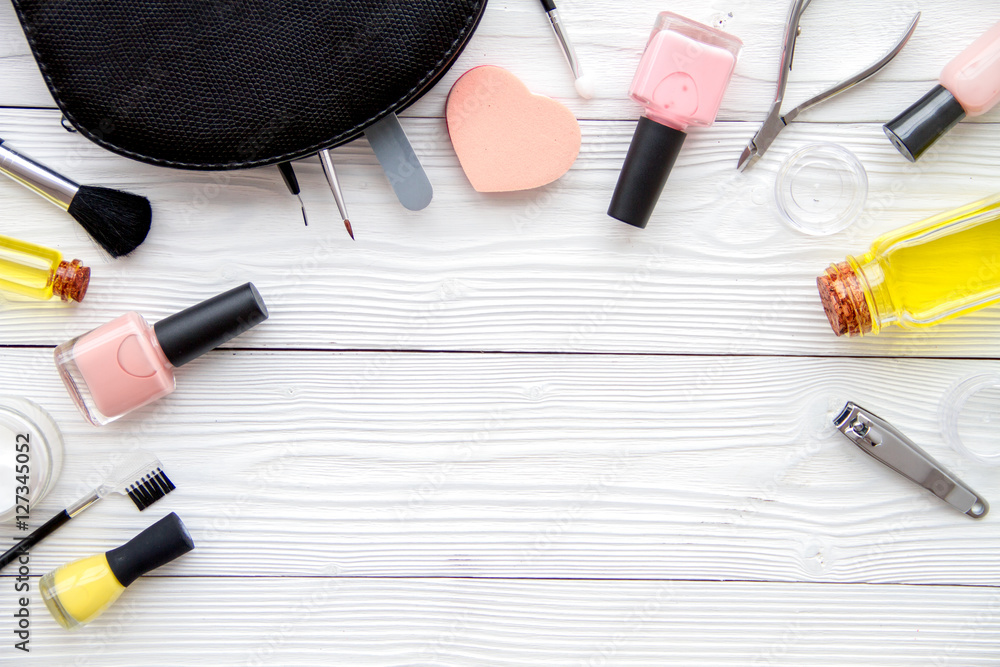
[
  {"xmin": 318, "ymin": 149, "xmax": 354, "ymax": 240},
  {"xmin": 277, "ymin": 162, "xmax": 309, "ymax": 225}
]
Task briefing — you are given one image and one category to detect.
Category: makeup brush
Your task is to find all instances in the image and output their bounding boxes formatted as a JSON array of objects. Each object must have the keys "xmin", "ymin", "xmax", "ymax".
[
  {"xmin": 277, "ymin": 161, "xmax": 309, "ymax": 225},
  {"xmin": 0, "ymin": 450, "xmax": 175, "ymax": 571},
  {"xmin": 538, "ymin": 0, "xmax": 594, "ymax": 99},
  {"xmin": 0, "ymin": 138, "xmax": 151, "ymax": 258},
  {"xmin": 319, "ymin": 149, "xmax": 354, "ymax": 239}
]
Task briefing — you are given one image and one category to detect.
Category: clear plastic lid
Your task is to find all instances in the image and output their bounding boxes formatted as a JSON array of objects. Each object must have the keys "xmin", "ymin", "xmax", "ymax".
[
  {"xmin": 774, "ymin": 143, "xmax": 868, "ymax": 235},
  {"xmin": 941, "ymin": 373, "xmax": 1000, "ymax": 465},
  {"xmin": 0, "ymin": 397, "xmax": 64, "ymax": 522}
]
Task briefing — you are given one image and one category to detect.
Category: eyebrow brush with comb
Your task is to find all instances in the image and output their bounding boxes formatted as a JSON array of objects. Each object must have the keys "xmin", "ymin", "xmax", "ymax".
[{"xmin": 0, "ymin": 449, "xmax": 175, "ymax": 570}]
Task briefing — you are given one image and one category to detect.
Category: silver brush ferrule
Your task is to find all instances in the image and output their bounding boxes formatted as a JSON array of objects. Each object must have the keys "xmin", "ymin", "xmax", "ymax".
[
  {"xmin": 546, "ymin": 9, "xmax": 582, "ymax": 80},
  {"xmin": 66, "ymin": 490, "xmax": 101, "ymax": 518},
  {"xmin": 318, "ymin": 149, "xmax": 349, "ymax": 221},
  {"xmin": 0, "ymin": 142, "xmax": 80, "ymax": 210}
]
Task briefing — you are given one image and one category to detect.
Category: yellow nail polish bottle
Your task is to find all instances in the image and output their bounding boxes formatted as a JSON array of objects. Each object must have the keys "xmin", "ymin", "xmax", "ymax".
[{"xmin": 40, "ymin": 513, "xmax": 193, "ymax": 630}]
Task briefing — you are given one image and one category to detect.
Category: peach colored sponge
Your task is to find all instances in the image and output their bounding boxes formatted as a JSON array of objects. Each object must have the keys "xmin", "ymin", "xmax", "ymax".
[{"xmin": 446, "ymin": 66, "xmax": 581, "ymax": 192}]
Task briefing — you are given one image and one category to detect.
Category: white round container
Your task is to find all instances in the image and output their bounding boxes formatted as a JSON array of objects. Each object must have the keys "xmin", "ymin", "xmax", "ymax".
[{"xmin": 0, "ymin": 398, "xmax": 64, "ymax": 523}]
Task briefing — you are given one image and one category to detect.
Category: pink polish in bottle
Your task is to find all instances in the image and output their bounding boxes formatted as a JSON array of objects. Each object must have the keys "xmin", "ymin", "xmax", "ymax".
[
  {"xmin": 55, "ymin": 283, "xmax": 268, "ymax": 426},
  {"xmin": 885, "ymin": 20, "xmax": 1000, "ymax": 162},
  {"xmin": 609, "ymin": 12, "xmax": 742, "ymax": 229}
]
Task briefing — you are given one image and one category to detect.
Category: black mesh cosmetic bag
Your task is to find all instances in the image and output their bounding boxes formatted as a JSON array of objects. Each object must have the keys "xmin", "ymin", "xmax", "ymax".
[{"xmin": 11, "ymin": 0, "xmax": 487, "ymax": 169}]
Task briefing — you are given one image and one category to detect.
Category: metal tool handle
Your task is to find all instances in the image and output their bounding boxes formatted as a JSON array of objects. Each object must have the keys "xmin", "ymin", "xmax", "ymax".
[
  {"xmin": 737, "ymin": 0, "xmax": 813, "ymax": 170},
  {"xmin": 771, "ymin": 0, "xmax": 812, "ymax": 107},
  {"xmin": 318, "ymin": 150, "xmax": 348, "ymax": 221},
  {"xmin": 545, "ymin": 8, "xmax": 582, "ymax": 80},
  {"xmin": 834, "ymin": 402, "xmax": 988, "ymax": 519},
  {"xmin": 783, "ymin": 12, "xmax": 920, "ymax": 124},
  {"xmin": 0, "ymin": 141, "xmax": 79, "ymax": 210}
]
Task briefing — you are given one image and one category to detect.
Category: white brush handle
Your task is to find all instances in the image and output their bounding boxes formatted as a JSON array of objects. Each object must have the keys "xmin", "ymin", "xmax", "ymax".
[
  {"xmin": 318, "ymin": 149, "xmax": 349, "ymax": 222},
  {"xmin": 0, "ymin": 140, "xmax": 79, "ymax": 210}
]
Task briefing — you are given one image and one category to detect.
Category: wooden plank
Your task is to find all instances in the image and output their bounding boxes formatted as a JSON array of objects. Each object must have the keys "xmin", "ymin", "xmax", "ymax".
[
  {"xmin": 0, "ymin": 110, "xmax": 999, "ymax": 356},
  {"xmin": 3, "ymin": 577, "xmax": 998, "ymax": 665},
  {"xmin": 1, "ymin": 349, "xmax": 996, "ymax": 585},
  {"xmin": 1, "ymin": 0, "xmax": 999, "ymax": 126}
]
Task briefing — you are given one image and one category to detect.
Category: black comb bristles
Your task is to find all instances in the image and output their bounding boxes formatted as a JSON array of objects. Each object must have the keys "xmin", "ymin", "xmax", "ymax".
[{"xmin": 126, "ymin": 468, "xmax": 175, "ymax": 511}]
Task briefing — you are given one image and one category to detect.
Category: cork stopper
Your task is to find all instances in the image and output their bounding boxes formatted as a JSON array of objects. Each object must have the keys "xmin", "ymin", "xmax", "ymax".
[
  {"xmin": 816, "ymin": 261, "xmax": 872, "ymax": 336},
  {"xmin": 52, "ymin": 259, "xmax": 90, "ymax": 303}
]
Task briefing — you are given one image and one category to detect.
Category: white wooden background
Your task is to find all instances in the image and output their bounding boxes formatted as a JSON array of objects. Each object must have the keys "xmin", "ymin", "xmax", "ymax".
[{"xmin": 1, "ymin": 0, "xmax": 999, "ymax": 664}]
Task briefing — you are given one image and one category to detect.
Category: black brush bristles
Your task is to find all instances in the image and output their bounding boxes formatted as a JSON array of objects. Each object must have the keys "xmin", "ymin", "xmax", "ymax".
[
  {"xmin": 67, "ymin": 186, "xmax": 152, "ymax": 258},
  {"xmin": 125, "ymin": 468, "xmax": 176, "ymax": 511}
]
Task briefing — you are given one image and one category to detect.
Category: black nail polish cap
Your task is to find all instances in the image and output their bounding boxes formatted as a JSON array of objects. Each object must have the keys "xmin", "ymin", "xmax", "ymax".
[
  {"xmin": 608, "ymin": 116, "xmax": 687, "ymax": 229},
  {"xmin": 153, "ymin": 283, "xmax": 268, "ymax": 367},
  {"xmin": 883, "ymin": 85, "xmax": 966, "ymax": 163},
  {"xmin": 106, "ymin": 513, "xmax": 195, "ymax": 588}
]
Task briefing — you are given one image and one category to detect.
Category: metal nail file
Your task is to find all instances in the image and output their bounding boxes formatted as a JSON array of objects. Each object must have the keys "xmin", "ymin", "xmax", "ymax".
[
  {"xmin": 834, "ymin": 402, "xmax": 989, "ymax": 519},
  {"xmin": 364, "ymin": 113, "xmax": 433, "ymax": 211}
]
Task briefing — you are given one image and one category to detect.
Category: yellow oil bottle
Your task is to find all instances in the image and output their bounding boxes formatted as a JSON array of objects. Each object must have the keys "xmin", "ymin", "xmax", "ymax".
[
  {"xmin": 817, "ymin": 193, "xmax": 1000, "ymax": 335},
  {"xmin": 0, "ymin": 234, "xmax": 89, "ymax": 302}
]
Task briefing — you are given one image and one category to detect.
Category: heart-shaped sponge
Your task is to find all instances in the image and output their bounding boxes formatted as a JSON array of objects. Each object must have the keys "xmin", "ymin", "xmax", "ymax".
[{"xmin": 447, "ymin": 66, "xmax": 581, "ymax": 192}]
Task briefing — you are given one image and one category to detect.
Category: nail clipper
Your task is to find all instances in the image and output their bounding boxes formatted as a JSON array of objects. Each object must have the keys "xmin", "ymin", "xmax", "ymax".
[{"xmin": 834, "ymin": 402, "xmax": 988, "ymax": 519}]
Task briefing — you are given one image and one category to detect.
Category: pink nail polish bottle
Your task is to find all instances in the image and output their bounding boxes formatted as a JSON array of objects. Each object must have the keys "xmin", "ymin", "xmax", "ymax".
[
  {"xmin": 609, "ymin": 12, "xmax": 742, "ymax": 228},
  {"xmin": 54, "ymin": 283, "xmax": 268, "ymax": 426},
  {"xmin": 885, "ymin": 20, "xmax": 1000, "ymax": 162}
]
